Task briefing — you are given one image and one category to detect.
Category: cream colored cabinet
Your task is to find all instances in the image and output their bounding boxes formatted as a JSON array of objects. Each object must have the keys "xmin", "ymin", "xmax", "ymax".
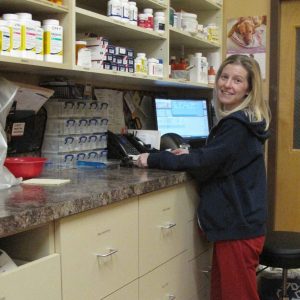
[
  {"xmin": 139, "ymin": 252, "xmax": 190, "ymax": 300},
  {"xmin": 102, "ymin": 280, "xmax": 139, "ymax": 300},
  {"xmin": 139, "ymin": 184, "xmax": 190, "ymax": 275},
  {"xmin": 0, "ymin": 224, "xmax": 61, "ymax": 300},
  {"xmin": 55, "ymin": 197, "xmax": 139, "ymax": 300},
  {"xmin": 0, "ymin": 254, "xmax": 61, "ymax": 300}
]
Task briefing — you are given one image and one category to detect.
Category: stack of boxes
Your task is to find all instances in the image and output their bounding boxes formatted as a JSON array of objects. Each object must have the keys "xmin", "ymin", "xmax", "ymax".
[{"xmin": 85, "ymin": 37, "xmax": 135, "ymax": 73}]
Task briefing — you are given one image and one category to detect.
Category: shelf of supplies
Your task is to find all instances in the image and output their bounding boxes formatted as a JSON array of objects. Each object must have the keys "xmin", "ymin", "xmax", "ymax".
[
  {"xmin": 0, "ymin": 0, "xmax": 68, "ymax": 14},
  {"xmin": 170, "ymin": 0, "xmax": 221, "ymax": 11},
  {"xmin": 76, "ymin": 7, "xmax": 167, "ymax": 41},
  {"xmin": 170, "ymin": 27, "xmax": 220, "ymax": 49}
]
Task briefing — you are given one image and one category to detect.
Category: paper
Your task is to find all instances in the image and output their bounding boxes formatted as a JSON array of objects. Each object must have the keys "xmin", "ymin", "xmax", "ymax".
[
  {"xmin": 22, "ymin": 178, "xmax": 71, "ymax": 185},
  {"xmin": 12, "ymin": 82, "xmax": 54, "ymax": 113},
  {"xmin": 128, "ymin": 129, "xmax": 161, "ymax": 150},
  {"xmin": 94, "ymin": 88, "xmax": 125, "ymax": 133}
]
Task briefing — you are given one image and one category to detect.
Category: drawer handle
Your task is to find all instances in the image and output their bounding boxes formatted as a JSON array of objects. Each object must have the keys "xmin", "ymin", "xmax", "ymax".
[
  {"xmin": 95, "ymin": 249, "xmax": 118, "ymax": 257},
  {"xmin": 168, "ymin": 294, "xmax": 176, "ymax": 300},
  {"xmin": 160, "ymin": 223, "xmax": 176, "ymax": 229}
]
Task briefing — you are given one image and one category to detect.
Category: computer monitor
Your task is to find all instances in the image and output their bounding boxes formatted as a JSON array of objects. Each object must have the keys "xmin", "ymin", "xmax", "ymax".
[{"xmin": 154, "ymin": 98, "xmax": 212, "ymax": 143}]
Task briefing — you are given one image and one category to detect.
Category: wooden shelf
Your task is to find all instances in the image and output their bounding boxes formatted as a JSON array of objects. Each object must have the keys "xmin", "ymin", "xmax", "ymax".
[
  {"xmin": 0, "ymin": 0, "xmax": 68, "ymax": 14},
  {"xmin": 170, "ymin": 0, "xmax": 221, "ymax": 11},
  {"xmin": 170, "ymin": 27, "xmax": 220, "ymax": 49},
  {"xmin": 76, "ymin": 7, "xmax": 167, "ymax": 41}
]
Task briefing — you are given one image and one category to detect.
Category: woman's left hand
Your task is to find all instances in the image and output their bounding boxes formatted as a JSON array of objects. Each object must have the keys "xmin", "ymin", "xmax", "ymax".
[{"xmin": 134, "ymin": 153, "xmax": 149, "ymax": 168}]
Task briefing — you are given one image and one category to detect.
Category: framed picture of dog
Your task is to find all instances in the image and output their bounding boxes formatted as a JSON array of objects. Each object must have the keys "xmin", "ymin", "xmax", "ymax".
[{"xmin": 227, "ymin": 16, "xmax": 267, "ymax": 79}]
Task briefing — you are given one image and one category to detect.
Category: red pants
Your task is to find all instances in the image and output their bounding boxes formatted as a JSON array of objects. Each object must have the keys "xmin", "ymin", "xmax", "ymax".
[{"xmin": 210, "ymin": 235, "xmax": 265, "ymax": 300}]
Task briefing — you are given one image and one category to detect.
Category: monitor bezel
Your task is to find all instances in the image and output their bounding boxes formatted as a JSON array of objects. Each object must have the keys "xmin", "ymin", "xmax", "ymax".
[{"xmin": 153, "ymin": 97, "xmax": 213, "ymax": 144}]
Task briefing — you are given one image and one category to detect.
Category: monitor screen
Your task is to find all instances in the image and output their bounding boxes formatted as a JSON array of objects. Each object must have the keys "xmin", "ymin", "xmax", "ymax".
[{"xmin": 154, "ymin": 98, "xmax": 211, "ymax": 140}]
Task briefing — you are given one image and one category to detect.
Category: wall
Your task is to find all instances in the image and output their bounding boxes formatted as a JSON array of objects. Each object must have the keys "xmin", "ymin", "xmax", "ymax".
[{"xmin": 222, "ymin": 0, "xmax": 271, "ymax": 98}]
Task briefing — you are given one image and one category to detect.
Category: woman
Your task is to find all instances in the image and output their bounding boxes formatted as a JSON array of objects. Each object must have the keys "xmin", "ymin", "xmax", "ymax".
[{"xmin": 135, "ymin": 54, "xmax": 270, "ymax": 300}]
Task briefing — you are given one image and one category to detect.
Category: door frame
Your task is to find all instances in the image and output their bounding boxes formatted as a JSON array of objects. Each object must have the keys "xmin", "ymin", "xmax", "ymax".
[{"xmin": 267, "ymin": 0, "xmax": 281, "ymax": 230}]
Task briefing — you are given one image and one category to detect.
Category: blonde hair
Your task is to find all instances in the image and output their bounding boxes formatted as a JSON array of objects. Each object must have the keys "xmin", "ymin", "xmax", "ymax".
[{"xmin": 213, "ymin": 54, "xmax": 270, "ymax": 129}]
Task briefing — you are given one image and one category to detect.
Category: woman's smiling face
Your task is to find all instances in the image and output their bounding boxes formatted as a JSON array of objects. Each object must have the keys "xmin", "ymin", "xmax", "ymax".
[{"xmin": 216, "ymin": 63, "xmax": 250, "ymax": 111}]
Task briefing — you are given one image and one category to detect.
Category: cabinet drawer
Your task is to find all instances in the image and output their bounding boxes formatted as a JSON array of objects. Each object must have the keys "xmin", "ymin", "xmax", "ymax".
[
  {"xmin": 0, "ymin": 254, "xmax": 61, "ymax": 300},
  {"xmin": 101, "ymin": 280, "xmax": 138, "ymax": 300},
  {"xmin": 56, "ymin": 197, "xmax": 139, "ymax": 300},
  {"xmin": 139, "ymin": 252, "xmax": 190, "ymax": 300},
  {"xmin": 139, "ymin": 185, "xmax": 190, "ymax": 275},
  {"xmin": 186, "ymin": 217, "xmax": 211, "ymax": 260},
  {"xmin": 187, "ymin": 248, "xmax": 212, "ymax": 297}
]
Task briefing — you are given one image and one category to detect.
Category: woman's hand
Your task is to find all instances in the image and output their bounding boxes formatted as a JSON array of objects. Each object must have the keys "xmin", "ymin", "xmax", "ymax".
[
  {"xmin": 171, "ymin": 148, "xmax": 189, "ymax": 155},
  {"xmin": 135, "ymin": 153, "xmax": 149, "ymax": 168}
]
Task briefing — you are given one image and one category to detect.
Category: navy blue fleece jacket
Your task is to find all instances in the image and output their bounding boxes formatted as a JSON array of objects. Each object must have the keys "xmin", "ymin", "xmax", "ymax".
[{"xmin": 147, "ymin": 111, "xmax": 269, "ymax": 242}]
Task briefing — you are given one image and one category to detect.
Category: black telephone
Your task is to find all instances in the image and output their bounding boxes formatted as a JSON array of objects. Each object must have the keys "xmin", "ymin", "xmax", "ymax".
[{"xmin": 107, "ymin": 131, "xmax": 157, "ymax": 163}]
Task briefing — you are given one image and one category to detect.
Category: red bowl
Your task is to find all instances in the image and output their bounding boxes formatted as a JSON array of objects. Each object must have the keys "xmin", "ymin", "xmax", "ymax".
[{"xmin": 4, "ymin": 157, "xmax": 47, "ymax": 179}]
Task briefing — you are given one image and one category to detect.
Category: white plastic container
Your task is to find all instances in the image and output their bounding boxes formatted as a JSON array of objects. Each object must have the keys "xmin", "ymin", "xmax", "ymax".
[
  {"xmin": 3, "ymin": 14, "xmax": 22, "ymax": 57},
  {"xmin": 128, "ymin": 1, "xmax": 138, "ymax": 26},
  {"xmin": 154, "ymin": 11, "xmax": 165, "ymax": 33},
  {"xmin": 34, "ymin": 20, "xmax": 44, "ymax": 61},
  {"xmin": 17, "ymin": 13, "xmax": 36, "ymax": 59},
  {"xmin": 189, "ymin": 52, "xmax": 202, "ymax": 83},
  {"xmin": 155, "ymin": 59, "xmax": 164, "ymax": 77},
  {"xmin": 143, "ymin": 8, "xmax": 153, "ymax": 30},
  {"xmin": 42, "ymin": 19, "xmax": 63, "ymax": 63},
  {"xmin": 76, "ymin": 41, "xmax": 92, "ymax": 68},
  {"xmin": 135, "ymin": 52, "xmax": 147, "ymax": 74},
  {"xmin": 181, "ymin": 12, "xmax": 198, "ymax": 33},
  {"xmin": 107, "ymin": 0, "xmax": 122, "ymax": 21},
  {"xmin": 148, "ymin": 57, "xmax": 158, "ymax": 76},
  {"xmin": 0, "ymin": 20, "xmax": 11, "ymax": 56},
  {"xmin": 121, "ymin": 0, "xmax": 129, "ymax": 23}
]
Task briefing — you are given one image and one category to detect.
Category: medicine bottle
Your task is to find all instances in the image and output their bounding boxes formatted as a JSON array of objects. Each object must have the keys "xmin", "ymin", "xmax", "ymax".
[
  {"xmin": 0, "ymin": 20, "xmax": 11, "ymax": 56},
  {"xmin": 143, "ymin": 8, "xmax": 153, "ymax": 30},
  {"xmin": 121, "ymin": 0, "xmax": 129, "ymax": 23},
  {"xmin": 148, "ymin": 57, "xmax": 158, "ymax": 76},
  {"xmin": 128, "ymin": 1, "xmax": 138, "ymax": 26},
  {"xmin": 136, "ymin": 52, "xmax": 147, "ymax": 74},
  {"xmin": 34, "ymin": 20, "xmax": 44, "ymax": 61},
  {"xmin": 3, "ymin": 14, "xmax": 21, "ymax": 57},
  {"xmin": 107, "ymin": 0, "xmax": 122, "ymax": 21},
  {"xmin": 17, "ymin": 13, "xmax": 36, "ymax": 59},
  {"xmin": 208, "ymin": 65, "xmax": 216, "ymax": 84},
  {"xmin": 154, "ymin": 11, "xmax": 165, "ymax": 33},
  {"xmin": 42, "ymin": 19, "xmax": 63, "ymax": 63},
  {"xmin": 138, "ymin": 13, "xmax": 148, "ymax": 28}
]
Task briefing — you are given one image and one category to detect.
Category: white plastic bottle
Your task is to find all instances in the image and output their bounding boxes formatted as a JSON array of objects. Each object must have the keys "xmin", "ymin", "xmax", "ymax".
[
  {"xmin": 148, "ymin": 57, "xmax": 157, "ymax": 76},
  {"xmin": 155, "ymin": 59, "xmax": 164, "ymax": 77},
  {"xmin": 189, "ymin": 52, "xmax": 202, "ymax": 83},
  {"xmin": 143, "ymin": 8, "xmax": 153, "ymax": 30},
  {"xmin": 128, "ymin": 1, "xmax": 138, "ymax": 26},
  {"xmin": 136, "ymin": 52, "xmax": 147, "ymax": 74},
  {"xmin": 3, "ymin": 14, "xmax": 22, "ymax": 57},
  {"xmin": 34, "ymin": 20, "xmax": 44, "ymax": 61},
  {"xmin": 107, "ymin": 0, "xmax": 122, "ymax": 21},
  {"xmin": 17, "ymin": 13, "xmax": 36, "ymax": 59},
  {"xmin": 0, "ymin": 19, "xmax": 11, "ymax": 56},
  {"xmin": 200, "ymin": 56, "xmax": 208, "ymax": 84},
  {"xmin": 43, "ymin": 19, "xmax": 63, "ymax": 63},
  {"xmin": 121, "ymin": 0, "xmax": 129, "ymax": 23},
  {"xmin": 154, "ymin": 11, "xmax": 165, "ymax": 33}
]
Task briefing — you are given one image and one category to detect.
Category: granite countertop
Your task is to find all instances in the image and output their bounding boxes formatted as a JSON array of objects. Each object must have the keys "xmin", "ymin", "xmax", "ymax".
[{"xmin": 0, "ymin": 167, "xmax": 190, "ymax": 238}]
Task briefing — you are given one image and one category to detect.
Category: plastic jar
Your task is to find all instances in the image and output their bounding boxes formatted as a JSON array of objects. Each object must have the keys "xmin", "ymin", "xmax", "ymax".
[
  {"xmin": 135, "ymin": 52, "xmax": 147, "ymax": 74},
  {"xmin": 42, "ymin": 19, "xmax": 63, "ymax": 63},
  {"xmin": 107, "ymin": 0, "xmax": 122, "ymax": 21},
  {"xmin": 207, "ymin": 23, "xmax": 218, "ymax": 42},
  {"xmin": 143, "ymin": 8, "xmax": 153, "ymax": 30},
  {"xmin": 34, "ymin": 20, "xmax": 44, "ymax": 61},
  {"xmin": 156, "ymin": 59, "xmax": 164, "ymax": 77},
  {"xmin": 148, "ymin": 58, "xmax": 158, "ymax": 76},
  {"xmin": 138, "ymin": 13, "xmax": 148, "ymax": 28},
  {"xmin": 3, "ymin": 14, "xmax": 22, "ymax": 57},
  {"xmin": 121, "ymin": 0, "xmax": 129, "ymax": 23},
  {"xmin": 75, "ymin": 41, "xmax": 91, "ymax": 68},
  {"xmin": 154, "ymin": 11, "xmax": 165, "ymax": 33},
  {"xmin": 181, "ymin": 12, "xmax": 198, "ymax": 33},
  {"xmin": 17, "ymin": 13, "xmax": 36, "ymax": 59},
  {"xmin": 0, "ymin": 19, "xmax": 11, "ymax": 56},
  {"xmin": 128, "ymin": 1, "xmax": 138, "ymax": 26}
]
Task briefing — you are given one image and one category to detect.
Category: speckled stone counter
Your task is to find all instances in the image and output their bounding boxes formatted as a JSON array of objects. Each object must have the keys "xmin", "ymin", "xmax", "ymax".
[{"xmin": 0, "ymin": 167, "xmax": 190, "ymax": 238}]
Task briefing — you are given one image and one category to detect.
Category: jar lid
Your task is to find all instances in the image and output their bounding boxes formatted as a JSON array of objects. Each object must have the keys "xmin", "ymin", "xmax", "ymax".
[
  {"xmin": 2, "ymin": 14, "xmax": 19, "ymax": 20},
  {"xmin": 181, "ymin": 12, "xmax": 197, "ymax": 19},
  {"xmin": 144, "ymin": 8, "xmax": 153, "ymax": 14},
  {"xmin": 155, "ymin": 12, "xmax": 165, "ymax": 16},
  {"xmin": 16, "ymin": 13, "xmax": 32, "ymax": 20},
  {"xmin": 137, "ymin": 52, "xmax": 146, "ymax": 58},
  {"xmin": 43, "ymin": 19, "xmax": 60, "ymax": 26}
]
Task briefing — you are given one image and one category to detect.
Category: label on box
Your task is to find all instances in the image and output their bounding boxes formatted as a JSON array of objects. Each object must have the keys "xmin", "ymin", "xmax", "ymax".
[{"xmin": 11, "ymin": 122, "xmax": 25, "ymax": 136}]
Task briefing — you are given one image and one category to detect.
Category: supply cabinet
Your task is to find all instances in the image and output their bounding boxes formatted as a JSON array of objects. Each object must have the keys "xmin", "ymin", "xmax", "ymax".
[{"xmin": 0, "ymin": 0, "xmax": 222, "ymax": 90}]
